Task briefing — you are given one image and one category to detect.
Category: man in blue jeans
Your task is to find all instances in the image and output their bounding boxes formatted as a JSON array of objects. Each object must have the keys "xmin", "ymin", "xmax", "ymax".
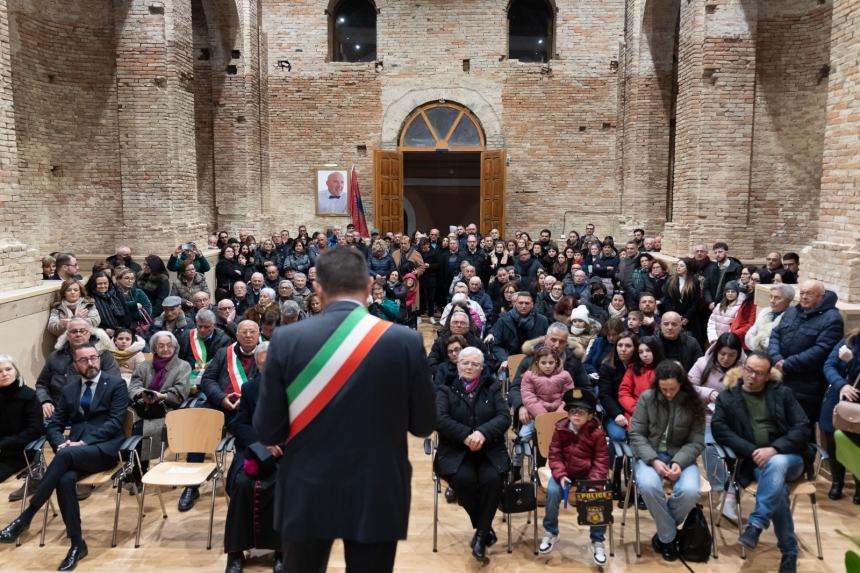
[{"xmin": 711, "ymin": 352, "xmax": 811, "ymax": 573}]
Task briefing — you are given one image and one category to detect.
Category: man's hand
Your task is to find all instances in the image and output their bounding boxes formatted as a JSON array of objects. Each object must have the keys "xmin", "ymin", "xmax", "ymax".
[
  {"xmin": 483, "ymin": 333, "xmax": 495, "ymax": 344},
  {"xmin": 665, "ymin": 462, "xmax": 682, "ymax": 482},
  {"xmin": 614, "ymin": 414, "xmax": 628, "ymax": 428},
  {"xmin": 642, "ymin": 316, "xmax": 654, "ymax": 327},
  {"xmin": 42, "ymin": 402, "xmax": 55, "ymax": 419},
  {"xmin": 518, "ymin": 406, "xmax": 531, "ymax": 425},
  {"xmin": 839, "ymin": 345, "xmax": 854, "ymax": 363},
  {"xmin": 651, "ymin": 459, "xmax": 670, "ymax": 477},
  {"xmin": 221, "ymin": 393, "xmax": 241, "ymax": 411},
  {"xmin": 266, "ymin": 445, "xmax": 284, "ymax": 458},
  {"xmin": 774, "ymin": 360, "xmax": 784, "ymax": 373},
  {"xmin": 560, "ymin": 476, "xmax": 572, "ymax": 488},
  {"xmin": 752, "ymin": 447, "xmax": 778, "ymax": 468},
  {"xmin": 708, "ymin": 302, "xmax": 716, "ymax": 311},
  {"xmin": 57, "ymin": 440, "xmax": 86, "ymax": 450},
  {"xmin": 464, "ymin": 431, "xmax": 486, "ymax": 451}
]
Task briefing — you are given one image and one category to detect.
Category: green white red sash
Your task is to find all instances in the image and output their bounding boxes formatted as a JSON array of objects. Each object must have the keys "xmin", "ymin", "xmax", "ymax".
[
  {"xmin": 226, "ymin": 343, "xmax": 249, "ymax": 394},
  {"xmin": 189, "ymin": 329, "xmax": 207, "ymax": 382},
  {"xmin": 287, "ymin": 305, "xmax": 391, "ymax": 439}
]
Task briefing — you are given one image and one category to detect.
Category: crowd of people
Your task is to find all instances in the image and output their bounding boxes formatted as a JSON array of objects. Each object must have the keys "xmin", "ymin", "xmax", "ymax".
[{"xmin": 0, "ymin": 221, "xmax": 855, "ymax": 573}]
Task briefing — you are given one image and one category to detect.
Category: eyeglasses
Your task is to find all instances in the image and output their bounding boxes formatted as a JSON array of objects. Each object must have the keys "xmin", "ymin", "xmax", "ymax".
[
  {"xmin": 68, "ymin": 329, "xmax": 89, "ymax": 335},
  {"xmin": 743, "ymin": 365, "xmax": 770, "ymax": 378},
  {"xmin": 569, "ymin": 407, "xmax": 591, "ymax": 417},
  {"xmin": 74, "ymin": 356, "xmax": 100, "ymax": 364},
  {"xmin": 447, "ymin": 347, "xmax": 462, "ymax": 355},
  {"xmin": 458, "ymin": 360, "xmax": 482, "ymax": 368}
]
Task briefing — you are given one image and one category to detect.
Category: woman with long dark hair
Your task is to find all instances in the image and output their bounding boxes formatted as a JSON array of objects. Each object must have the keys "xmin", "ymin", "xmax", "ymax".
[
  {"xmin": 85, "ymin": 271, "xmax": 128, "ymax": 336},
  {"xmin": 630, "ymin": 360, "xmax": 705, "ymax": 561},
  {"xmin": 137, "ymin": 255, "xmax": 171, "ymax": 316},
  {"xmin": 661, "ymin": 258, "xmax": 701, "ymax": 328},
  {"xmin": 618, "ymin": 336, "xmax": 665, "ymax": 421}
]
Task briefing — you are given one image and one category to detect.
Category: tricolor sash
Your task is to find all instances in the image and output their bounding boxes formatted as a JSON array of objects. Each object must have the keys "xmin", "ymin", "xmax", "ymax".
[
  {"xmin": 226, "ymin": 343, "xmax": 249, "ymax": 394},
  {"xmin": 189, "ymin": 329, "xmax": 207, "ymax": 382},
  {"xmin": 287, "ymin": 305, "xmax": 391, "ymax": 439}
]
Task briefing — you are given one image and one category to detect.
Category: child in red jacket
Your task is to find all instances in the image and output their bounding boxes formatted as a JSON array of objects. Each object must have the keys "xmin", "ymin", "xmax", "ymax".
[{"xmin": 539, "ymin": 389, "xmax": 610, "ymax": 565}]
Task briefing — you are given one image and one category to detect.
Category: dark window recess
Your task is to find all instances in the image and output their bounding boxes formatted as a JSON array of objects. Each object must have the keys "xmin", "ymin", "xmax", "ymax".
[
  {"xmin": 226, "ymin": 65, "xmax": 238, "ymax": 75},
  {"xmin": 508, "ymin": 0, "xmax": 553, "ymax": 63},
  {"xmin": 332, "ymin": 0, "xmax": 377, "ymax": 62},
  {"xmin": 148, "ymin": 5, "xmax": 165, "ymax": 15},
  {"xmin": 462, "ymin": 59, "xmax": 470, "ymax": 72},
  {"xmin": 236, "ymin": 116, "xmax": 246, "ymax": 123},
  {"xmin": 198, "ymin": 48, "xmax": 211, "ymax": 61},
  {"xmin": 231, "ymin": 49, "xmax": 241, "ymax": 59},
  {"xmin": 357, "ymin": 144, "xmax": 368, "ymax": 155}
]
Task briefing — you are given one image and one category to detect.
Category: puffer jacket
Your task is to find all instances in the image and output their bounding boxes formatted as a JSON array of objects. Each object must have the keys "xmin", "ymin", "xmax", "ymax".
[
  {"xmin": 769, "ymin": 290, "xmax": 844, "ymax": 404},
  {"xmin": 618, "ymin": 364, "xmax": 655, "ymax": 419},
  {"xmin": 598, "ymin": 360, "xmax": 628, "ymax": 420},
  {"xmin": 820, "ymin": 336, "xmax": 860, "ymax": 433},
  {"xmin": 745, "ymin": 307, "xmax": 785, "ymax": 353},
  {"xmin": 509, "ymin": 336, "xmax": 590, "ymax": 411},
  {"xmin": 707, "ymin": 297, "xmax": 742, "ymax": 344},
  {"xmin": 435, "ymin": 371, "xmax": 511, "ymax": 476},
  {"xmin": 521, "ymin": 367, "xmax": 574, "ymax": 417},
  {"xmin": 35, "ymin": 329, "xmax": 121, "ymax": 405},
  {"xmin": 548, "ymin": 417, "xmax": 610, "ymax": 482},
  {"xmin": 367, "ymin": 252, "xmax": 396, "ymax": 278},
  {"xmin": 688, "ymin": 347, "xmax": 746, "ymax": 423},
  {"xmin": 281, "ymin": 251, "xmax": 312, "ymax": 274},
  {"xmin": 106, "ymin": 334, "xmax": 147, "ymax": 382},
  {"xmin": 47, "ymin": 299, "xmax": 101, "ymax": 336},
  {"xmin": 170, "ymin": 272, "xmax": 210, "ymax": 303},
  {"xmin": 629, "ymin": 388, "xmax": 705, "ymax": 469},
  {"xmin": 711, "ymin": 367, "xmax": 811, "ymax": 486}
]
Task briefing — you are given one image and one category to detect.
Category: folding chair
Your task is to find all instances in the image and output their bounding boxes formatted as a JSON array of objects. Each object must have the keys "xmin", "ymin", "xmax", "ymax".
[
  {"xmin": 532, "ymin": 412, "xmax": 616, "ymax": 558},
  {"xmin": 504, "ymin": 353, "xmax": 527, "ymax": 397},
  {"xmin": 425, "ymin": 433, "xmax": 442, "ymax": 552},
  {"xmin": 134, "ymin": 407, "xmax": 225, "ymax": 549},
  {"xmin": 619, "ymin": 443, "xmax": 718, "ymax": 558},
  {"xmin": 712, "ymin": 442, "xmax": 824, "ymax": 560},
  {"xmin": 9, "ymin": 438, "xmax": 56, "ymax": 547}
]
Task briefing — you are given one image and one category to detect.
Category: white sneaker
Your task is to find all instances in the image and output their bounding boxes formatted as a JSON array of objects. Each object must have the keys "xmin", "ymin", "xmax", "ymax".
[
  {"xmin": 721, "ymin": 491, "xmax": 738, "ymax": 523},
  {"xmin": 592, "ymin": 541, "xmax": 607, "ymax": 566},
  {"xmin": 538, "ymin": 531, "xmax": 559, "ymax": 555}
]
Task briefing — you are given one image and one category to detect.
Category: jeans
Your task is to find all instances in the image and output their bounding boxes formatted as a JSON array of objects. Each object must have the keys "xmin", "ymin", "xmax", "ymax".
[
  {"xmin": 635, "ymin": 453, "xmax": 700, "ymax": 543},
  {"xmin": 703, "ymin": 425, "xmax": 729, "ymax": 492},
  {"xmin": 513, "ymin": 421, "xmax": 535, "ymax": 467},
  {"xmin": 603, "ymin": 420, "xmax": 627, "ymax": 464},
  {"xmin": 543, "ymin": 476, "xmax": 606, "ymax": 542},
  {"xmin": 748, "ymin": 453, "xmax": 804, "ymax": 557}
]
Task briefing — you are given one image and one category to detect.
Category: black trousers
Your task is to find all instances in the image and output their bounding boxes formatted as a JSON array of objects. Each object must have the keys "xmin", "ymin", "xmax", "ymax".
[
  {"xmin": 0, "ymin": 456, "xmax": 26, "ymax": 483},
  {"xmin": 446, "ymin": 452, "xmax": 504, "ymax": 532},
  {"xmin": 27, "ymin": 445, "xmax": 115, "ymax": 539},
  {"xmin": 285, "ymin": 538, "xmax": 397, "ymax": 573}
]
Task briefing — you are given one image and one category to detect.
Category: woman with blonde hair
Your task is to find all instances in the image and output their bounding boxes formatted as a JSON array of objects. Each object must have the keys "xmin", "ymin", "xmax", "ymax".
[{"xmin": 47, "ymin": 279, "xmax": 100, "ymax": 336}]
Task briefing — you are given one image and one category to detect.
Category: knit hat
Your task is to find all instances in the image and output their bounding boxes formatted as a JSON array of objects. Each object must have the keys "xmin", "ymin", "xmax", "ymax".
[
  {"xmin": 724, "ymin": 280, "xmax": 741, "ymax": 293},
  {"xmin": 569, "ymin": 305, "xmax": 590, "ymax": 323}
]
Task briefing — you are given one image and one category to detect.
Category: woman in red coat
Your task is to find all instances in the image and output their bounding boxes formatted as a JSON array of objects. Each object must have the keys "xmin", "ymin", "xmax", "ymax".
[{"xmin": 618, "ymin": 336, "xmax": 664, "ymax": 419}]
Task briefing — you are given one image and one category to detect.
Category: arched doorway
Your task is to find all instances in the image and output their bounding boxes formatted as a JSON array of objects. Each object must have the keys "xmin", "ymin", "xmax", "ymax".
[{"xmin": 374, "ymin": 101, "xmax": 506, "ymax": 235}]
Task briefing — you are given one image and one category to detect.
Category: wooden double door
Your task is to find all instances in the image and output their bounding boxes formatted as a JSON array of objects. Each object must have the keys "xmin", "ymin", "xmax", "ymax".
[{"xmin": 374, "ymin": 150, "xmax": 506, "ymax": 236}]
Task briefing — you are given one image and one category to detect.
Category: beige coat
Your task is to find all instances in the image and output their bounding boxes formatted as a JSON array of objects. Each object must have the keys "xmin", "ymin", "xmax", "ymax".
[
  {"xmin": 128, "ymin": 354, "xmax": 192, "ymax": 460},
  {"xmin": 47, "ymin": 298, "xmax": 101, "ymax": 336}
]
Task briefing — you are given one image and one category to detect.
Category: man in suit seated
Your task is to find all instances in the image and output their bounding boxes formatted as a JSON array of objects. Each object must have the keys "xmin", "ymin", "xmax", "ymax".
[{"xmin": 0, "ymin": 343, "xmax": 129, "ymax": 571}]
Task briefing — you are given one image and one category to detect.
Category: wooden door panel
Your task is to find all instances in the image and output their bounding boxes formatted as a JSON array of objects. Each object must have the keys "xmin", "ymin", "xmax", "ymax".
[
  {"xmin": 374, "ymin": 150, "xmax": 403, "ymax": 235},
  {"xmin": 480, "ymin": 150, "xmax": 506, "ymax": 235}
]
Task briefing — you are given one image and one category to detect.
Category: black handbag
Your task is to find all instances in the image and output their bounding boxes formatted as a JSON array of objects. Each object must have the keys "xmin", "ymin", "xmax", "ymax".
[{"xmin": 498, "ymin": 480, "xmax": 536, "ymax": 514}]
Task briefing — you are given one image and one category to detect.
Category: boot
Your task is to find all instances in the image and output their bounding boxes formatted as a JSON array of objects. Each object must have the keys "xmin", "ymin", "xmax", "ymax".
[
  {"xmin": 829, "ymin": 457, "xmax": 846, "ymax": 500},
  {"xmin": 854, "ymin": 478, "xmax": 860, "ymax": 505},
  {"xmin": 471, "ymin": 530, "xmax": 488, "ymax": 561}
]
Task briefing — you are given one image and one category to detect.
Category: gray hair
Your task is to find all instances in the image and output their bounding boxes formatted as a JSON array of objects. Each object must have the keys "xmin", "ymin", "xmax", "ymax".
[
  {"xmin": 254, "ymin": 341, "xmax": 269, "ymax": 356},
  {"xmin": 547, "ymin": 321, "xmax": 570, "ymax": 336},
  {"xmin": 278, "ymin": 279, "xmax": 294, "ymax": 290},
  {"xmin": 281, "ymin": 300, "xmax": 301, "ymax": 316},
  {"xmin": 770, "ymin": 283, "xmax": 796, "ymax": 301},
  {"xmin": 0, "ymin": 354, "xmax": 21, "ymax": 384},
  {"xmin": 454, "ymin": 281, "xmax": 468, "ymax": 291},
  {"xmin": 294, "ymin": 272, "xmax": 306, "ymax": 281},
  {"xmin": 459, "ymin": 347, "xmax": 484, "ymax": 364},
  {"xmin": 196, "ymin": 309, "xmax": 216, "ymax": 324},
  {"xmin": 150, "ymin": 330, "xmax": 179, "ymax": 351},
  {"xmin": 261, "ymin": 287, "xmax": 276, "ymax": 300}
]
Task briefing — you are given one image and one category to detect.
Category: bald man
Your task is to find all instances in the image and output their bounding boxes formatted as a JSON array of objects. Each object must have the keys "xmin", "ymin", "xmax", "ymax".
[
  {"xmin": 769, "ymin": 280, "xmax": 843, "ymax": 430},
  {"xmin": 317, "ymin": 171, "xmax": 348, "ymax": 215},
  {"xmin": 656, "ymin": 311, "xmax": 702, "ymax": 370}
]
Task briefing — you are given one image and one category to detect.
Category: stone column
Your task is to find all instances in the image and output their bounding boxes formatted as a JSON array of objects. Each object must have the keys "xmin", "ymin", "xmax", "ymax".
[
  {"xmin": 113, "ymin": 0, "xmax": 206, "ymax": 254},
  {"xmin": 805, "ymin": 0, "xmax": 860, "ymax": 302},
  {"xmin": 663, "ymin": 0, "xmax": 758, "ymax": 259},
  {"xmin": 0, "ymin": 0, "xmax": 38, "ymax": 290}
]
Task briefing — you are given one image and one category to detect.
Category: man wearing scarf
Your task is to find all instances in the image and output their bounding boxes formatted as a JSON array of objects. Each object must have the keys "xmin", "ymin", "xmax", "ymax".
[
  {"xmin": 485, "ymin": 291, "xmax": 549, "ymax": 370},
  {"xmin": 178, "ymin": 310, "xmax": 232, "ymax": 386}
]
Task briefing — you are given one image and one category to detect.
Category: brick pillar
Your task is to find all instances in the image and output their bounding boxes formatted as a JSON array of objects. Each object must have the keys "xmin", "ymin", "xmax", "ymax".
[
  {"xmin": 619, "ymin": 0, "xmax": 680, "ymax": 234},
  {"xmin": 213, "ymin": 0, "xmax": 263, "ymax": 236},
  {"xmin": 663, "ymin": 0, "xmax": 758, "ymax": 259},
  {"xmin": 0, "ymin": 0, "xmax": 39, "ymax": 290},
  {"xmin": 805, "ymin": 0, "xmax": 860, "ymax": 302},
  {"xmin": 113, "ymin": 0, "xmax": 206, "ymax": 254}
]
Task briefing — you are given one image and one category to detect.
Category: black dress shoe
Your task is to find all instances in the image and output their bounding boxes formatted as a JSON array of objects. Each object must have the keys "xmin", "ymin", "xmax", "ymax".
[
  {"xmin": 444, "ymin": 486, "xmax": 457, "ymax": 504},
  {"xmin": 225, "ymin": 552, "xmax": 243, "ymax": 573},
  {"xmin": 484, "ymin": 528, "xmax": 497, "ymax": 547},
  {"xmin": 651, "ymin": 534, "xmax": 677, "ymax": 562},
  {"xmin": 0, "ymin": 517, "xmax": 30, "ymax": 543},
  {"xmin": 273, "ymin": 552, "xmax": 283, "ymax": 573},
  {"xmin": 472, "ymin": 530, "xmax": 488, "ymax": 561},
  {"xmin": 854, "ymin": 491, "xmax": 860, "ymax": 505},
  {"xmin": 178, "ymin": 486, "xmax": 200, "ymax": 512},
  {"xmin": 829, "ymin": 481, "xmax": 844, "ymax": 500},
  {"xmin": 58, "ymin": 543, "xmax": 88, "ymax": 571}
]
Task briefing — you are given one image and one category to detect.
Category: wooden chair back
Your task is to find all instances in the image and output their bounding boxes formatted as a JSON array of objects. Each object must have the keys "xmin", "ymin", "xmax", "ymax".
[
  {"xmin": 122, "ymin": 409, "xmax": 135, "ymax": 437},
  {"xmin": 507, "ymin": 353, "xmax": 526, "ymax": 377},
  {"xmin": 535, "ymin": 411, "xmax": 567, "ymax": 459},
  {"xmin": 164, "ymin": 408, "xmax": 224, "ymax": 455}
]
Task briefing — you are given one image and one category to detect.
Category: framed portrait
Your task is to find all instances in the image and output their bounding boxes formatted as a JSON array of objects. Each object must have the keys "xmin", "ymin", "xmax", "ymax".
[{"xmin": 315, "ymin": 167, "xmax": 350, "ymax": 217}]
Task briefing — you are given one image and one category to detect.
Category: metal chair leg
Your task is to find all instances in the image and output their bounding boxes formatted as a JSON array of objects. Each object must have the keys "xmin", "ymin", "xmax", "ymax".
[
  {"xmin": 135, "ymin": 484, "xmax": 146, "ymax": 548},
  {"xmin": 633, "ymin": 483, "xmax": 641, "ymax": 557},
  {"xmin": 111, "ymin": 474, "xmax": 125, "ymax": 547},
  {"xmin": 621, "ymin": 465, "xmax": 634, "ymax": 527},
  {"xmin": 707, "ymin": 490, "xmax": 718, "ymax": 558},
  {"xmin": 207, "ymin": 479, "xmax": 217, "ymax": 550},
  {"xmin": 432, "ymin": 477, "xmax": 439, "ymax": 552},
  {"xmin": 736, "ymin": 490, "xmax": 745, "ymax": 559},
  {"xmin": 506, "ymin": 512, "xmax": 512, "ymax": 553},
  {"xmin": 609, "ymin": 521, "xmax": 615, "ymax": 557},
  {"xmin": 156, "ymin": 487, "xmax": 167, "ymax": 518},
  {"xmin": 14, "ymin": 477, "xmax": 30, "ymax": 547},
  {"xmin": 532, "ymin": 502, "xmax": 538, "ymax": 555},
  {"xmin": 39, "ymin": 496, "xmax": 50, "ymax": 547},
  {"xmin": 810, "ymin": 493, "xmax": 823, "ymax": 559}
]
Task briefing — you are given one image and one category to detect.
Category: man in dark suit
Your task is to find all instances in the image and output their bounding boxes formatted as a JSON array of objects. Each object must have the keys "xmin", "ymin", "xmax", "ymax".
[
  {"xmin": 0, "ymin": 343, "xmax": 129, "ymax": 571},
  {"xmin": 255, "ymin": 247, "xmax": 436, "ymax": 573}
]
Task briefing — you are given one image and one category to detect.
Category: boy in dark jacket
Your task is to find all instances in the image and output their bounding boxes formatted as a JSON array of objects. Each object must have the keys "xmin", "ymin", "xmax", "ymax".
[{"xmin": 539, "ymin": 389, "xmax": 610, "ymax": 565}]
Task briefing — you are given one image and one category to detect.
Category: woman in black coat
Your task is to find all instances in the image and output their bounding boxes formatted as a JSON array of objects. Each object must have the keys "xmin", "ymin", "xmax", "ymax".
[
  {"xmin": 0, "ymin": 355, "xmax": 45, "ymax": 482},
  {"xmin": 137, "ymin": 255, "xmax": 171, "ymax": 317},
  {"xmin": 215, "ymin": 245, "xmax": 244, "ymax": 300},
  {"xmin": 435, "ymin": 347, "xmax": 511, "ymax": 561}
]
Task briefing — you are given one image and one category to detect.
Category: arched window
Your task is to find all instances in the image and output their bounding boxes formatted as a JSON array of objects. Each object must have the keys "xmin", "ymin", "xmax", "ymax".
[
  {"xmin": 399, "ymin": 102, "xmax": 485, "ymax": 151},
  {"xmin": 330, "ymin": 0, "xmax": 377, "ymax": 62},
  {"xmin": 508, "ymin": 0, "xmax": 554, "ymax": 62}
]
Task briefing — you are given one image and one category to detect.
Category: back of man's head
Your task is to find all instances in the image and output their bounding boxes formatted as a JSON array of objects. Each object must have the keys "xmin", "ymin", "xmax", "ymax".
[{"xmin": 316, "ymin": 248, "xmax": 369, "ymax": 295}]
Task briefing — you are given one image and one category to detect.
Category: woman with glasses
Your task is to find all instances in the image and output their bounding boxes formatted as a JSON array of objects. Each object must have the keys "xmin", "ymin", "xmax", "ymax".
[{"xmin": 435, "ymin": 347, "xmax": 510, "ymax": 562}]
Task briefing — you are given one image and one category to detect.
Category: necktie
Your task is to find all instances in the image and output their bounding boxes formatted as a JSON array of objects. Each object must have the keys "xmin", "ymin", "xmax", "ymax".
[{"xmin": 81, "ymin": 381, "xmax": 94, "ymax": 416}]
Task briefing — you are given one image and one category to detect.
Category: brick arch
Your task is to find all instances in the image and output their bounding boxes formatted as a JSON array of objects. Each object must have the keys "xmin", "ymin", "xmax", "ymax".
[{"xmin": 381, "ymin": 88, "xmax": 504, "ymax": 150}]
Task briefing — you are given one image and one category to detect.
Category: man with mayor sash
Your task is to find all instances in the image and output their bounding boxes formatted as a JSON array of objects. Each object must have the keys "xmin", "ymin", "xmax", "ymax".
[
  {"xmin": 176, "ymin": 319, "xmax": 260, "ymax": 512},
  {"xmin": 177, "ymin": 309, "xmax": 231, "ymax": 386},
  {"xmin": 255, "ymin": 248, "xmax": 437, "ymax": 573}
]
